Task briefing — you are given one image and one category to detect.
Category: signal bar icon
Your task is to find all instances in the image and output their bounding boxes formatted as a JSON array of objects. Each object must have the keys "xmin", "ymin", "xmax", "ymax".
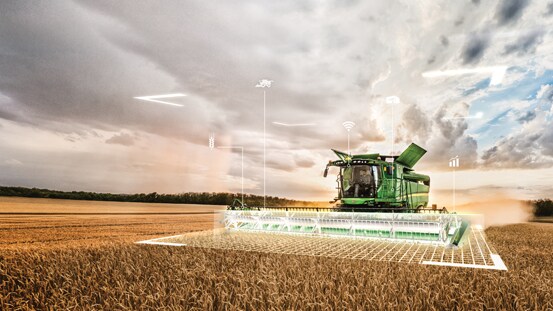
[{"xmin": 449, "ymin": 156, "xmax": 459, "ymax": 168}]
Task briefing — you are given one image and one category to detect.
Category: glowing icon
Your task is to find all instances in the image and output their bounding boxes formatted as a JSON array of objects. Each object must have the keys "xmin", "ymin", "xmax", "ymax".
[
  {"xmin": 342, "ymin": 121, "xmax": 356, "ymax": 155},
  {"xmin": 272, "ymin": 122, "xmax": 316, "ymax": 127},
  {"xmin": 489, "ymin": 68, "xmax": 507, "ymax": 86},
  {"xmin": 385, "ymin": 96, "xmax": 400, "ymax": 104},
  {"xmin": 255, "ymin": 79, "xmax": 273, "ymax": 88},
  {"xmin": 209, "ymin": 134, "xmax": 215, "ymax": 150},
  {"xmin": 449, "ymin": 156, "xmax": 460, "ymax": 168},
  {"xmin": 342, "ymin": 121, "xmax": 356, "ymax": 132},
  {"xmin": 422, "ymin": 66, "xmax": 507, "ymax": 86},
  {"xmin": 449, "ymin": 155, "xmax": 460, "ymax": 212},
  {"xmin": 134, "ymin": 93, "xmax": 186, "ymax": 107}
]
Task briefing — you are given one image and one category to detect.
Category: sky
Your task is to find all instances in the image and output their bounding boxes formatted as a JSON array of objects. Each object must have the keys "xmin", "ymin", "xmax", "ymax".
[{"xmin": 0, "ymin": 0, "xmax": 552, "ymax": 203}]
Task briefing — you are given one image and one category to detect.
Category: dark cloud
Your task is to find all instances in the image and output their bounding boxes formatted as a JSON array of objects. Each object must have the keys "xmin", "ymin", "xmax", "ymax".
[
  {"xmin": 265, "ymin": 159, "xmax": 295, "ymax": 172},
  {"xmin": 0, "ymin": 1, "xmax": 221, "ymax": 147},
  {"xmin": 453, "ymin": 135, "xmax": 478, "ymax": 167},
  {"xmin": 516, "ymin": 110, "xmax": 536, "ymax": 123},
  {"xmin": 294, "ymin": 156, "xmax": 315, "ymax": 168},
  {"xmin": 461, "ymin": 34, "xmax": 489, "ymax": 64},
  {"xmin": 547, "ymin": 2, "xmax": 553, "ymax": 15},
  {"xmin": 427, "ymin": 103, "xmax": 479, "ymax": 169},
  {"xmin": 504, "ymin": 30, "xmax": 545, "ymax": 56},
  {"xmin": 0, "ymin": 0, "xmax": 398, "ymax": 158},
  {"xmin": 495, "ymin": 0, "xmax": 529, "ymax": 25},
  {"xmin": 481, "ymin": 133, "xmax": 548, "ymax": 168},
  {"xmin": 397, "ymin": 103, "xmax": 431, "ymax": 143},
  {"xmin": 106, "ymin": 132, "xmax": 135, "ymax": 146},
  {"xmin": 481, "ymin": 89, "xmax": 553, "ymax": 168},
  {"xmin": 0, "ymin": 109, "xmax": 20, "ymax": 123},
  {"xmin": 481, "ymin": 145, "xmax": 498, "ymax": 161},
  {"xmin": 541, "ymin": 127, "xmax": 553, "ymax": 157},
  {"xmin": 439, "ymin": 35, "xmax": 449, "ymax": 47},
  {"xmin": 454, "ymin": 17, "xmax": 464, "ymax": 27},
  {"xmin": 395, "ymin": 102, "xmax": 478, "ymax": 170}
]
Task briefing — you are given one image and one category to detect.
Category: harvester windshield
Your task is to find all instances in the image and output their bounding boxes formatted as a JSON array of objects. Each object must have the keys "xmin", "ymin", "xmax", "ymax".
[{"xmin": 342, "ymin": 165, "xmax": 379, "ymax": 198}]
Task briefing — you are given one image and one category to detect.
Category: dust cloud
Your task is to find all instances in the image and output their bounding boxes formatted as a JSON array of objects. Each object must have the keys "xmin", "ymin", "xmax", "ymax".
[{"xmin": 430, "ymin": 188, "xmax": 533, "ymax": 228}]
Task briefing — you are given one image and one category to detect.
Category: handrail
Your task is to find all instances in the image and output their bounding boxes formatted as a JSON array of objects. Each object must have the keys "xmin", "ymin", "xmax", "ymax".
[{"xmin": 226, "ymin": 205, "xmax": 449, "ymax": 214}]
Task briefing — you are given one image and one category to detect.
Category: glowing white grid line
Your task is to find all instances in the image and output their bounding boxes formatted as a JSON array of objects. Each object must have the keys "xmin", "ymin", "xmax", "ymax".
[
  {"xmin": 272, "ymin": 122, "xmax": 316, "ymax": 127},
  {"xmin": 135, "ymin": 234, "xmax": 187, "ymax": 246}
]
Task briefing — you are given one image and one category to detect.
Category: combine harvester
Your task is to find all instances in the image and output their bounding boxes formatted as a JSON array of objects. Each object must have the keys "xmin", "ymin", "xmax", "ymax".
[{"xmin": 224, "ymin": 143, "xmax": 470, "ymax": 246}]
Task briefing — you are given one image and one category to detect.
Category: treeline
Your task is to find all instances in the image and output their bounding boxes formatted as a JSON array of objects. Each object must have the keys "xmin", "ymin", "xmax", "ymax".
[
  {"xmin": 0, "ymin": 186, "xmax": 323, "ymax": 207},
  {"xmin": 533, "ymin": 199, "xmax": 553, "ymax": 217}
]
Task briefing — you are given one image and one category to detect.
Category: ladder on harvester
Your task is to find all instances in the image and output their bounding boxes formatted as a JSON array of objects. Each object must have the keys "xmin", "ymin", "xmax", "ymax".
[{"xmin": 401, "ymin": 178, "xmax": 414, "ymax": 210}]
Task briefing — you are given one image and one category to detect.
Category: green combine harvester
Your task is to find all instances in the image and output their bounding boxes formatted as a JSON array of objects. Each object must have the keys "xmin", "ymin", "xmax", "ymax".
[
  {"xmin": 224, "ymin": 143, "xmax": 470, "ymax": 246},
  {"xmin": 325, "ymin": 143, "xmax": 431, "ymax": 210}
]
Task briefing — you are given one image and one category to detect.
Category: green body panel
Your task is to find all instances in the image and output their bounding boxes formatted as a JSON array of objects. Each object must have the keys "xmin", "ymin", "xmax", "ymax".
[
  {"xmin": 403, "ymin": 172, "xmax": 430, "ymax": 182},
  {"xmin": 328, "ymin": 143, "xmax": 430, "ymax": 210},
  {"xmin": 395, "ymin": 143, "xmax": 427, "ymax": 168}
]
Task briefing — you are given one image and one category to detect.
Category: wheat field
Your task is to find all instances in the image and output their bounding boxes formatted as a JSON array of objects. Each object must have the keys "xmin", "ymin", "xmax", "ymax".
[{"xmin": 1, "ymin": 198, "xmax": 552, "ymax": 310}]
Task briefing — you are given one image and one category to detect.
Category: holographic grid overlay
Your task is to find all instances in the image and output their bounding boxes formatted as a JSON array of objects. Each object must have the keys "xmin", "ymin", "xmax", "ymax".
[
  {"xmin": 141, "ymin": 225, "xmax": 505, "ymax": 270},
  {"xmin": 136, "ymin": 213, "xmax": 506, "ymax": 270}
]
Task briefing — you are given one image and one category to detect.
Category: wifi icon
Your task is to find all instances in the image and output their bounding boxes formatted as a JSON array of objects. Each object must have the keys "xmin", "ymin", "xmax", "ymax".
[{"xmin": 342, "ymin": 121, "xmax": 356, "ymax": 132}]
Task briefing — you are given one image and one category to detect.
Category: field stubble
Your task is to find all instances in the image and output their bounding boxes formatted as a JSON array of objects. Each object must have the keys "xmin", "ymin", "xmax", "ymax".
[{"xmin": 0, "ymin": 198, "xmax": 552, "ymax": 310}]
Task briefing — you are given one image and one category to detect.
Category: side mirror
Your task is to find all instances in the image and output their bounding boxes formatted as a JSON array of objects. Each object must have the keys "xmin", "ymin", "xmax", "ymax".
[{"xmin": 323, "ymin": 167, "xmax": 329, "ymax": 178}]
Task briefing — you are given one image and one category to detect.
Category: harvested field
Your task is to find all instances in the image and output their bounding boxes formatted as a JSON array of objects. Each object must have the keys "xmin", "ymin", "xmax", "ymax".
[
  {"xmin": 0, "ymin": 197, "xmax": 219, "ymax": 251},
  {"xmin": 1, "ymin": 198, "xmax": 552, "ymax": 310}
]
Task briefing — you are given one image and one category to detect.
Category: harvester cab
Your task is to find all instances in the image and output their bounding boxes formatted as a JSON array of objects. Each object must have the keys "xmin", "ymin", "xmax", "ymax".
[{"xmin": 325, "ymin": 143, "xmax": 435, "ymax": 212}]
